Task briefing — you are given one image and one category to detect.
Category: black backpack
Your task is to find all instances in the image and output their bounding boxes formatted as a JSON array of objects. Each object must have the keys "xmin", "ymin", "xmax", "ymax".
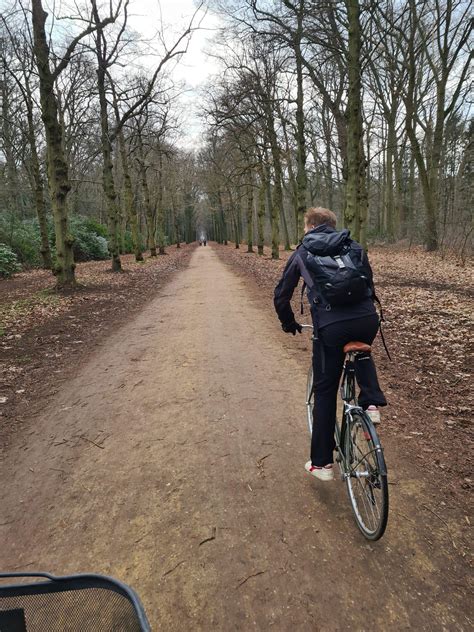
[{"xmin": 302, "ymin": 230, "xmax": 373, "ymax": 308}]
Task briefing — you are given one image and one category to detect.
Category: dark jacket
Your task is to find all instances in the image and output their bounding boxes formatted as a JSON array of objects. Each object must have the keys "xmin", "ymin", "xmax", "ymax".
[{"xmin": 273, "ymin": 225, "xmax": 376, "ymax": 330}]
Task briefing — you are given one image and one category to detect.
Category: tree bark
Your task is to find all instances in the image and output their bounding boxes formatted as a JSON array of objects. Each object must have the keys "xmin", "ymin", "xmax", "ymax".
[
  {"xmin": 92, "ymin": 6, "xmax": 122, "ymax": 271},
  {"xmin": 25, "ymin": 90, "xmax": 52, "ymax": 269},
  {"xmin": 156, "ymin": 152, "xmax": 166, "ymax": 254},
  {"xmin": 344, "ymin": 0, "xmax": 365, "ymax": 242},
  {"xmin": 112, "ymin": 92, "xmax": 143, "ymax": 262},
  {"xmin": 135, "ymin": 126, "xmax": 157, "ymax": 256},
  {"xmin": 1, "ymin": 72, "xmax": 23, "ymax": 219},
  {"xmin": 218, "ymin": 189, "xmax": 227, "ymax": 245},
  {"xmin": 246, "ymin": 180, "xmax": 254, "ymax": 252},
  {"xmin": 294, "ymin": 3, "xmax": 307, "ymax": 238},
  {"xmin": 266, "ymin": 120, "xmax": 282, "ymax": 259},
  {"xmin": 255, "ymin": 162, "xmax": 266, "ymax": 255},
  {"xmin": 31, "ymin": 0, "xmax": 76, "ymax": 287}
]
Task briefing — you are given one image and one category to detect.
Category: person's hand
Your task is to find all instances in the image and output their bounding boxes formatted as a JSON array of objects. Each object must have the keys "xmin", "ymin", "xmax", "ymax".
[{"xmin": 282, "ymin": 321, "xmax": 302, "ymax": 335}]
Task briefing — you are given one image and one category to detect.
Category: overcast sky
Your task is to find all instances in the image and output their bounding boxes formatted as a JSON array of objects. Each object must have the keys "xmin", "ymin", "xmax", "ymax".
[{"xmin": 128, "ymin": 0, "xmax": 222, "ymax": 147}]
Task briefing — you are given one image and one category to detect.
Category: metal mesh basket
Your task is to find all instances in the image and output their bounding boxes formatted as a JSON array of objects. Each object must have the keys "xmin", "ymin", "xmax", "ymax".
[{"xmin": 0, "ymin": 573, "xmax": 151, "ymax": 631}]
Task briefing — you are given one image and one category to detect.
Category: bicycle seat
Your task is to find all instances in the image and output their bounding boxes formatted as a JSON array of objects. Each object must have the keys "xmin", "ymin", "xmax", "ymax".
[{"xmin": 344, "ymin": 341, "xmax": 371, "ymax": 354}]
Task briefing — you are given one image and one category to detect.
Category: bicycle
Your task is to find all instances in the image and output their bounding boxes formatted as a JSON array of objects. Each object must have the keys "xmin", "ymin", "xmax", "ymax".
[
  {"xmin": 303, "ymin": 325, "xmax": 389, "ymax": 540},
  {"xmin": 0, "ymin": 572, "xmax": 151, "ymax": 631}
]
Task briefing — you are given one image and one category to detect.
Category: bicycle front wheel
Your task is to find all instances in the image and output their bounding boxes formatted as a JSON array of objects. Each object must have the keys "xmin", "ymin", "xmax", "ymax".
[{"xmin": 344, "ymin": 411, "xmax": 389, "ymax": 540}]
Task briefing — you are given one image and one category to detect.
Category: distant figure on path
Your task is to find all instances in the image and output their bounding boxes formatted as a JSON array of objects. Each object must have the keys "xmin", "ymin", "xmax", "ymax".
[{"xmin": 273, "ymin": 207, "xmax": 387, "ymax": 481}]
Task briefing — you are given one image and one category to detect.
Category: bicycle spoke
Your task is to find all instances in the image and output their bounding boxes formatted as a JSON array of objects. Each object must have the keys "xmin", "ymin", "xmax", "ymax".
[
  {"xmin": 345, "ymin": 413, "xmax": 388, "ymax": 539},
  {"xmin": 306, "ymin": 356, "xmax": 388, "ymax": 540}
]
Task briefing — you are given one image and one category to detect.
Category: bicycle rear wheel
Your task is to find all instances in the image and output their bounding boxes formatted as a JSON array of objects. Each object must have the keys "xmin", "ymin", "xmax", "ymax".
[{"xmin": 344, "ymin": 411, "xmax": 389, "ymax": 540}]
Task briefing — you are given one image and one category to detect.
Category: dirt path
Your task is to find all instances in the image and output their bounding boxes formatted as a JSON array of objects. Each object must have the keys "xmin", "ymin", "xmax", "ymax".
[{"xmin": 0, "ymin": 246, "xmax": 471, "ymax": 630}]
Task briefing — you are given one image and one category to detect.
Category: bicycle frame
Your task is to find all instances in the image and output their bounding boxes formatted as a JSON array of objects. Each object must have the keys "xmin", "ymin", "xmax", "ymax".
[{"xmin": 303, "ymin": 325, "xmax": 389, "ymax": 539}]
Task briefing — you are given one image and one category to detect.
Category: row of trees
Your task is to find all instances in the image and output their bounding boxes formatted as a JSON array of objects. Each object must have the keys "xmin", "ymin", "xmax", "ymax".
[
  {"xmin": 199, "ymin": 0, "xmax": 472, "ymax": 258},
  {"xmin": 1, "ymin": 0, "xmax": 202, "ymax": 286},
  {"xmin": 1, "ymin": 0, "xmax": 471, "ymax": 284}
]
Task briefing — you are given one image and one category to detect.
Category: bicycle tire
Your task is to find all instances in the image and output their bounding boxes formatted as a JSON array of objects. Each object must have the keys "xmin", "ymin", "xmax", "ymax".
[{"xmin": 344, "ymin": 410, "xmax": 389, "ymax": 540}]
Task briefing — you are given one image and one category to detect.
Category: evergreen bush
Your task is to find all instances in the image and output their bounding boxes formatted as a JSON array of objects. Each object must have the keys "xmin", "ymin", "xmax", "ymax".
[{"xmin": 0, "ymin": 243, "xmax": 22, "ymax": 278}]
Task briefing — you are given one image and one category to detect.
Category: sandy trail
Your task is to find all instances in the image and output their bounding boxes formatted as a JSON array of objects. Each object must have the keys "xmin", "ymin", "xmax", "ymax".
[{"xmin": 0, "ymin": 246, "xmax": 470, "ymax": 630}]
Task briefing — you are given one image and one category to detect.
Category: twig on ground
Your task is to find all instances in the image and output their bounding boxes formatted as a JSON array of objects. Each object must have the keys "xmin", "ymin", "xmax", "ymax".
[
  {"xmin": 421, "ymin": 504, "xmax": 457, "ymax": 550},
  {"xmin": 257, "ymin": 453, "xmax": 272, "ymax": 477},
  {"xmin": 135, "ymin": 530, "xmax": 153, "ymax": 544},
  {"xmin": 80, "ymin": 435, "xmax": 105, "ymax": 449},
  {"xmin": 12, "ymin": 562, "xmax": 35, "ymax": 570},
  {"xmin": 199, "ymin": 527, "xmax": 217, "ymax": 546},
  {"xmin": 237, "ymin": 570, "xmax": 266, "ymax": 588},
  {"xmin": 162, "ymin": 560, "xmax": 185, "ymax": 578}
]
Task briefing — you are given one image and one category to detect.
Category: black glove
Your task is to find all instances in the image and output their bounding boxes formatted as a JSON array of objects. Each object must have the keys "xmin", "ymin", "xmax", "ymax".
[{"xmin": 282, "ymin": 321, "xmax": 302, "ymax": 335}]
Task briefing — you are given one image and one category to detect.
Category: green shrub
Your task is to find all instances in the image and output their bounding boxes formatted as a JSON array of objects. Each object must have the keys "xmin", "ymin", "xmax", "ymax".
[
  {"xmin": 82, "ymin": 217, "xmax": 108, "ymax": 238},
  {"xmin": 0, "ymin": 216, "xmax": 42, "ymax": 267},
  {"xmin": 0, "ymin": 243, "xmax": 22, "ymax": 278},
  {"xmin": 122, "ymin": 230, "xmax": 145, "ymax": 254},
  {"xmin": 0, "ymin": 213, "xmax": 110, "ymax": 266},
  {"xmin": 69, "ymin": 216, "xmax": 109, "ymax": 261}
]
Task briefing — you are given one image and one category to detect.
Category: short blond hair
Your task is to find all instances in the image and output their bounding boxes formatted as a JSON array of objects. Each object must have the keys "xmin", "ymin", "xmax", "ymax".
[{"xmin": 304, "ymin": 207, "xmax": 337, "ymax": 229}]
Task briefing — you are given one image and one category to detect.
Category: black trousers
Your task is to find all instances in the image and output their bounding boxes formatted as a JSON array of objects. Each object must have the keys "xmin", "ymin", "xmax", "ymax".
[{"xmin": 311, "ymin": 314, "xmax": 387, "ymax": 466}]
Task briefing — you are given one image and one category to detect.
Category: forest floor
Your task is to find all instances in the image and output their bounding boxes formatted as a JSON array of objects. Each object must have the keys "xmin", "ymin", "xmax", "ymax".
[
  {"xmin": 213, "ymin": 243, "xmax": 474, "ymax": 509},
  {"xmin": 0, "ymin": 244, "xmax": 472, "ymax": 630},
  {"xmin": 0, "ymin": 245, "xmax": 195, "ymax": 444}
]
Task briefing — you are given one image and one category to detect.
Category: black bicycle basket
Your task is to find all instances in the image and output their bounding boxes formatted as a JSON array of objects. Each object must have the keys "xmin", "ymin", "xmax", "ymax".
[{"xmin": 0, "ymin": 572, "xmax": 151, "ymax": 631}]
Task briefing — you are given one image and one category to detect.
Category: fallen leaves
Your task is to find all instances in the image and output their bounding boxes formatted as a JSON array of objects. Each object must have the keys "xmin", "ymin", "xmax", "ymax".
[
  {"xmin": 214, "ymin": 242, "xmax": 474, "ymax": 499},
  {"xmin": 0, "ymin": 247, "xmax": 195, "ymax": 445}
]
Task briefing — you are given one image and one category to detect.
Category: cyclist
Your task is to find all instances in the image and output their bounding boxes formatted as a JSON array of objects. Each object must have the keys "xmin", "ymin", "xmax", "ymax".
[{"xmin": 274, "ymin": 207, "xmax": 387, "ymax": 481}]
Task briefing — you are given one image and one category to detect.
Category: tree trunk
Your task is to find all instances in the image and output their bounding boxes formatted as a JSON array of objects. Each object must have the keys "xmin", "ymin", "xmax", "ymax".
[
  {"xmin": 279, "ymin": 111, "xmax": 299, "ymax": 242},
  {"xmin": 281, "ymin": 204, "xmax": 291, "ymax": 250},
  {"xmin": 266, "ymin": 121, "xmax": 282, "ymax": 259},
  {"xmin": 257, "ymin": 167, "xmax": 265, "ymax": 255},
  {"xmin": 322, "ymin": 106, "xmax": 334, "ymax": 210},
  {"xmin": 93, "ymin": 33, "xmax": 122, "ymax": 270},
  {"xmin": 294, "ymin": 6, "xmax": 308, "ymax": 238},
  {"xmin": 100, "ymin": 116, "xmax": 122, "ymax": 269},
  {"xmin": 385, "ymin": 119, "xmax": 396, "ymax": 241},
  {"xmin": 24, "ymin": 85, "xmax": 52, "ymax": 269},
  {"xmin": 136, "ymin": 131, "xmax": 157, "ymax": 256},
  {"xmin": 246, "ymin": 181, "xmax": 254, "ymax": 252},
  {"xmin": 405, "ymin": 119, "xmax": 438, "ymax": 251},
  {"xmin": 184, "ymin": 193, "xmax": 194, "ymax": 244},
  {"xmin": 1, "ymin": 72, "xmax": 23, "ymax": 219},
  {"xmin": 344, "ymin": 0, "xmax": 364, "ymax": 242},
  {"xmin": 156, "ymin": 152, "xmax": 166, "ymax": 254},
  {"xmin": 218, "ymin": 189, "xmax": 227, "ymax": 245},
  {"xmin": 31, "ymin": 0, "xmax": 76, "ymax": 287},
  {"xmin": 394, "ymin": 142, "xmax": 408, "ymax": 238},
  {"xmin": 403, "ymin": 0, "xmax": 439, "ymax": 251},
  {"xmin": 113, "ymin": 101, "xmax": 143, "ymax": 262}
]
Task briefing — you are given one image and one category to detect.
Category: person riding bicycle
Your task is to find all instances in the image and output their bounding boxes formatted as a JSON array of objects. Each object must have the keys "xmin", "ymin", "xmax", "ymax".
[{"xmin": 274, "ymin": 207, "xmax": 387, "ymax": 481}]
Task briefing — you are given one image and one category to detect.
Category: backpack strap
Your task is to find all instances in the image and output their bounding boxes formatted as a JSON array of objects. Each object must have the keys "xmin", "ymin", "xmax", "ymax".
[
  {"xmin": 300, "ymin": 281, "xmax": 306, "ymax": 315},
  {"xmin": 373, "ymin": 293, "xmax": 391, "ymax": 360},
  {"xmin": 296, "ymin": 249, "xmax": 314, "ymax": 316}
]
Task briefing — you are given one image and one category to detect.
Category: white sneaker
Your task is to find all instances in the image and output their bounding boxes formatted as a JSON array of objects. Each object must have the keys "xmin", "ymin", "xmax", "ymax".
[
  {"xmin": 305, "ymin": 461, "xmax": 334, "ymax": 481},
  {"xmin": 366, "ymin": 405, "xmax": 381, "ymax": 425}
]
